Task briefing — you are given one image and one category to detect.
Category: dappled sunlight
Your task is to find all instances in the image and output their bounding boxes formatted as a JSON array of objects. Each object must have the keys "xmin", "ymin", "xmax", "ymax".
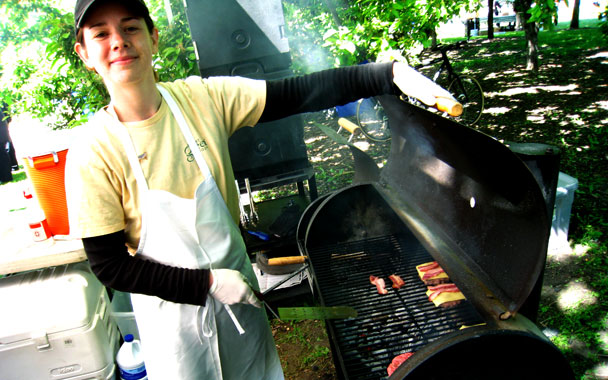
[
  {"xmin": 526, "ymin": 106, "xmax": 560, "ymax": 124},
  {"xmin": 484, "ymin": 69, "xmax": 526, "ymax": 81},
  {"xmin": 557, "ymin": 115, "xmax": 591, "ymax": 129},
  {"xmin": 565, "ymin": 114, "xmax": 586, "ymax": 127},
  {"xmin": 573, "ymin": 243, "xmax": 594, "ymax": 256},
  {"xmin": 485, "ymin": 87, "xmax": 534, "ymax": 96},
  {"xmin": 587, "ymin": 51, "xmax": 608, "ymax": 64},
  {"xmin": 305, "ymin": 135, "xmax": 326, "ymax": 144},
  {"xmin": 309, "ymin": 151, "xmax": 346, "ymax": 163},
  {"xmin": 484, "ymin": 106, "xmax": 511, "ymax": 115},
  {"xmin": 518, "ymin": 127, "xmax": 538, "ymax": 137},
  {"xmin": 501, "ymin": 69, "xmax": 522, "ymax": 75},
  {"xmin": 487, "ymin": 84, "xmax": 579, "ymax": 97},
  {"xmin": 599, "ymin": 330, "xmax": 608, "ymax": 352},
  {"xmin": 469, "ymin": 35, "xmax": 607, "ymax": 188},
  {"xmin": 353, "ymin": 140, "xmax": 370, "ymax": 151},
  {"xmin": 527, "ymin": 115, "xmax": 545, "ymax": 123},
  {"xmin": 542, "ymin": 63, "xmax": 563, "ymax": 69},
  {"xmin": 547, "ymin": 241, "xmax": 589, "ymax": 263},
  {"xmin": 497, "ymin": 50, "xmax": 519, "ymax": 57},
  {"xmin": 592, "ymin": 101, "xmax": 608, "ymax": 111},
  {"xmin": 557, "ymin": 280, "xmax": 598, "ymax": 311},
  {"xmin": 587, "ymin": 51, "xmax": 608, "ymax": 59},
  {"xmin": 478, "ymin": 50, "xmax": 520, "ymax": 59},
  {"xmin": 483, "ymin": 72, "xmax": 500, "ymax": 80}
]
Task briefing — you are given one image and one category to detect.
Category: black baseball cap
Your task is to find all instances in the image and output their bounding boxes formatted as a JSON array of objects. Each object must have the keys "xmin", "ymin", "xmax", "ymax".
[{"xmin": 74, "ymin": 0, "xmax": 151, "ymax": 32}]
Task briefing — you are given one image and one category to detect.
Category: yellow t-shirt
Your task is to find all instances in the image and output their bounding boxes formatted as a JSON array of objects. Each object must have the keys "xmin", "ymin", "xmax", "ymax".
[{"xmin": 66, "ymin": 76, "xmax": 266, "ymax": 252}]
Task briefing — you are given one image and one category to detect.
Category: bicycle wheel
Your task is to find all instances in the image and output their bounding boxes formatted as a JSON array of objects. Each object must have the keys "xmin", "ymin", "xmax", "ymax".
[
  {"xmin": 448, "ymin": 75, "xmax": 484, "ymax": 126},
  {"xmin": 355, "ymin": 97, "xmax": 391, "ymax": 142}
]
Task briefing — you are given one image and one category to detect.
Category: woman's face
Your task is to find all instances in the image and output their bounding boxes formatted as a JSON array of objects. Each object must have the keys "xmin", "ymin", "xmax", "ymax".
[{"xmin": 74, "ymin": 2, "xmax": 158, "ymax": 89}]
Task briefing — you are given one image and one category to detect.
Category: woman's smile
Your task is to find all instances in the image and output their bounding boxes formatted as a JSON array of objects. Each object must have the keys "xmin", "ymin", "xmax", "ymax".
[{"xmin": 111, "ymin": 55, "xmax": 138, "ymax": 66}]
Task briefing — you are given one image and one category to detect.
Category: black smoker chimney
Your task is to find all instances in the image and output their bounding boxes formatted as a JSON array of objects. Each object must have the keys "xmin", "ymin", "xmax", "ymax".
[{"xmin": 184, "ymin": 0, "xmax": 313, "ymax": 193}]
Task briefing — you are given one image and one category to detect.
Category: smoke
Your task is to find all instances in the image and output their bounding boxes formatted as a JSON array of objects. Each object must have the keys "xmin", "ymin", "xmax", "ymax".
[{"xmin": 289, "ymin": 38, "xmax": 334, "ymax": 74}]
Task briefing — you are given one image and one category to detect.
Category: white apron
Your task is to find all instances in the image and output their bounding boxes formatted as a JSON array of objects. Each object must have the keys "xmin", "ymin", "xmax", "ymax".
[{"xmin": 105, "ymin": 85, "xmax": 284, "ymax": 380}]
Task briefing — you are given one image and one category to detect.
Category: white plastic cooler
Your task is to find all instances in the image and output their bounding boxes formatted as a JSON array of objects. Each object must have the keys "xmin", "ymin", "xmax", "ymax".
[
  {"xmin": 0, "ymin": 262, "xmax": 119, "ymax": 379},
  {"xmin": 548, "ymin": 172, "xmax": 579, "ymax": 253}
]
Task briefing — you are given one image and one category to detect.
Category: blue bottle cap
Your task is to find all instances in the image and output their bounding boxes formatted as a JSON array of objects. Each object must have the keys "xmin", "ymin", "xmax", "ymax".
[{"xmin": 125, "ymin": 334, "xmax": 134, "ymax": 342}]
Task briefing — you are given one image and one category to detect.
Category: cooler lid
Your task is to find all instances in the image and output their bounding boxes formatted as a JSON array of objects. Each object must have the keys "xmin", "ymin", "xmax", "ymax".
[
  {"xmin": 16, "ymin": 125, "xmax": 83, "ymax": 158},
  {"xmin": 0, "ymin": 263, "xmax": 103, "ymax": 344},
  {"xmin": 377, "ymin": 96, "xmax": 550, "ymax": 318}
]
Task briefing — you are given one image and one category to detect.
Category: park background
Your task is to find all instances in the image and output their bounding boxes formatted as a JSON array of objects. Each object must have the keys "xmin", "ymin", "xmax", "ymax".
[{"xmin": 1, "ymin": 1, "xmax": 607, "ymax": 379}]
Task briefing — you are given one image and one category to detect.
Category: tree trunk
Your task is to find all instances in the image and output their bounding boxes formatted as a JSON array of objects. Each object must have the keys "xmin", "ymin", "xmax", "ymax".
[
  {"xmin": 163, "ymin": 0, "xmax": 174, "ymax": 24},
  {"xmin": 515, "ymin": 12, "xmax": 525, "ymax": 30},
  {"xmin": 488, "ymin": 0, "xmax": 495, "ymax": 39},
  {"xmin": 524, "ymin": 18, "xmax": 539, "ymax": 71},
  {"xmin": 322, "ymin": 0, "xmax": 342, "ymax": 26},
  {"xmin": 515, "ymin": 0, "xmax": 539, "ymax": 71},
  {"xmin": 570, "ymin": 0, "xmax": 580, "ymax": 29},
  {"xmin": 431, "ymin": 29, "xmax": 438, "ymax": 48}
]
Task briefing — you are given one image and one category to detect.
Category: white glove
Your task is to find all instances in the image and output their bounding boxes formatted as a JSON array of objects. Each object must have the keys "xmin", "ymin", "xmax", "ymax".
[
  {"xmin": 209, "ymin": 269, "xmax": 262, "ymax": 308},
  {"xmin": 392, "ymin": 62, "xmax": 456, "ymax": 106}
]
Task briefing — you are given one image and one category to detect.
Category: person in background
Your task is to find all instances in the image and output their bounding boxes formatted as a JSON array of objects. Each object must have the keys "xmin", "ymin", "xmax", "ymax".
[
  {"xmin": 0, "ymin": 101, "xmax": 18, "ymax": 183},
  {"xmin": 494, "ymin": 0, "xmax": 502, "ymax": 16},
  {"xmin": 65, "ymin": 0, "xmax": 455, "ymax": 378}
]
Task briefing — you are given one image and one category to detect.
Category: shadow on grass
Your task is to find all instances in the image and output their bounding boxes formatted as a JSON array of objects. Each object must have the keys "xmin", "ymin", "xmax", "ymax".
[
  {"xmin": 540, "ymin": 237, "xmax": 608, "ymax": 378},
  {"xmin": 452, "ymin": 27, "xmax": 607, "ymax": 235}
]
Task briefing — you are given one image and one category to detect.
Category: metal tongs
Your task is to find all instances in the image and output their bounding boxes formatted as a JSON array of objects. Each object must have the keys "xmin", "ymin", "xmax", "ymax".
[
  {"xmin": 245, "ymin": 178, "xmax": 259, "ymax": 225},
  {"xmin": 235, "ymin": 178, "xmax": 258, "ymax": 228},
  {"xmin": 235, "ymin": 180, "xmax": 249, "ymax": 227}
]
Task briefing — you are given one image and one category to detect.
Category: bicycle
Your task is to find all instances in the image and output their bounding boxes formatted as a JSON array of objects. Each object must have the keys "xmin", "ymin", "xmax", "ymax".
[
  {"xmin": 414, "ymin": 41, "xmax": 484, "ymax": 126},
  {"xmin": 354, "ymin": 41, "xmax": 484, "ymax": 142}
]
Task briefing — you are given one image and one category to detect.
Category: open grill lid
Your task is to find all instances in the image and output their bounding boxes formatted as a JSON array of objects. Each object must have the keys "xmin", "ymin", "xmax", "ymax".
[{"xmin": 372, "ymin": 96, "xmax": 550, "ymax": 318}]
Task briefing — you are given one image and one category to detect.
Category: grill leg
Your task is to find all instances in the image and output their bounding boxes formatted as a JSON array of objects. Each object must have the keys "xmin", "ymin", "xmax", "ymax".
[{"xmin": 306, "ymin": 175, "xmax": 318, "ymax": 201}]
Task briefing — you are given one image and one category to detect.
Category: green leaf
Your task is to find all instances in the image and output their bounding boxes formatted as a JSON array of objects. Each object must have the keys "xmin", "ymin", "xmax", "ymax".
[{"xmin": 339, "ymin": 40, "xmax": 357, "ymax": 54}]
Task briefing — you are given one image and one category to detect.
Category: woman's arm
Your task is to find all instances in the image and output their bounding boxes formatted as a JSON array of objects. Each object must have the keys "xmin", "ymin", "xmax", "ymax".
[
  {"xmin": 260, "ymin": 62, "xmax": 398, "ymax": 122},
  {"xmin": 83, "ymin": 231, "xmax": 212, "ymax": 306}
]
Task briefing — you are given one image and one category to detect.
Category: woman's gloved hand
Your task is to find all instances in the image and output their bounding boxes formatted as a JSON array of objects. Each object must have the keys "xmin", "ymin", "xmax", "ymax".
[
  {"xmin": 392, "ymin": 62, "xmax": 456, "ymax": 106},
  {"xmin": 209, "ymin": 269, "xmax": 262, "ymax": 308}
]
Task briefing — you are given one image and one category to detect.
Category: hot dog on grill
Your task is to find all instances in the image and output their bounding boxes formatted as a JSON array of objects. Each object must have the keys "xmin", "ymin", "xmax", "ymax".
[{"xmin": 387, "ymin": 352, "xmax": 414, "ymax": 376}]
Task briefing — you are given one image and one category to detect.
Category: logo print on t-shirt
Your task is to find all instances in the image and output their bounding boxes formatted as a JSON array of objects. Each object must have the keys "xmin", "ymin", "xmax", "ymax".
[{"xmin": 184, "ymin": 138, "xmax": 208, "ymax": 162}]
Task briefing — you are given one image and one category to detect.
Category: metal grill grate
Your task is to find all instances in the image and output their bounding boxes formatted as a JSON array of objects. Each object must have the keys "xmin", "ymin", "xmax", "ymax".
[{"xmin": 307, "ymin": 232, "xmax": 484, "ymax": 380}]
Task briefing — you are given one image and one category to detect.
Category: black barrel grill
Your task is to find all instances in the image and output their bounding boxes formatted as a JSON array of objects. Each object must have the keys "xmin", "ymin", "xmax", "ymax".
[
  {"xmin": 184, "ymin": 0, "xmax": 316, "ymax": 195},
  {"xmin": 297, "ymin": 96, "xmax": 575, "ymax": 380}
]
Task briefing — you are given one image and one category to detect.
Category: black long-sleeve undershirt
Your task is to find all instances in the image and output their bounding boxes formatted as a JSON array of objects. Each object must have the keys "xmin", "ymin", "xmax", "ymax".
[
  {"xmin": 82, "ymin": 62, "xmax": 400, "ymax": 306},
  {"xmin": 83, "ymin": 231, "xmax": 211, "ymax": 305},
  {"xmin": 259, "ymin": 62, "xmax": 398, "ymax": 122}
]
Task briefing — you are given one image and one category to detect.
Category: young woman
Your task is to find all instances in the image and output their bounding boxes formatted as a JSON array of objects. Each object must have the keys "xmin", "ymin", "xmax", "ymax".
[{"xmin": 67, "ymin": 0, "xmax": 454, "ymax": 378}]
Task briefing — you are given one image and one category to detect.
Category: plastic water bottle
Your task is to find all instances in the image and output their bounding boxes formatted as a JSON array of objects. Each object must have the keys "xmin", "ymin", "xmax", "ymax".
[
  {"xmin": 23, "ymin": 189, "xmax": 52, "ymax": 242},
  {"xmin": 116, "ymin": 334, "xmax": 147, "ymax": 380}
]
